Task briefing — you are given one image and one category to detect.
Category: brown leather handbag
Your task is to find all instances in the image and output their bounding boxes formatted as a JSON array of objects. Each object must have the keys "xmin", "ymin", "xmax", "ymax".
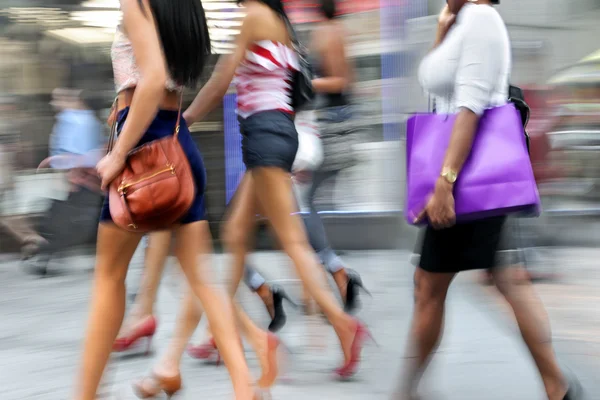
[{"xmin": 107, "ymin": 95, "xmax": 195, "ymax": 232}]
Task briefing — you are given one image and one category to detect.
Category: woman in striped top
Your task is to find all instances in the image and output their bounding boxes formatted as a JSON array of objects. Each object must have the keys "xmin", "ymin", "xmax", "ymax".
[{"xmin": 184, "ymin": 0, "xmax": 371, "ymax": 382}]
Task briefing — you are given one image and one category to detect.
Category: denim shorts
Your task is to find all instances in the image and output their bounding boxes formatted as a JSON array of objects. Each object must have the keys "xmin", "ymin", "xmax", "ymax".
[{"xmin": 238, "ymin": 110, "xmax": 298, "ymax": 173}]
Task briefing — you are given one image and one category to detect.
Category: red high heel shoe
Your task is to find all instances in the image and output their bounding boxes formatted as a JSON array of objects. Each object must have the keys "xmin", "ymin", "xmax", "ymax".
[
  {"xmin": 187, "ymin": 338, "xmax": 220, "ymax": 364},
  {"xmin": 334, "ymin": 320, "xmax": 375, "ymax": 379},
  {"xmin": 113, "ymin": 316, "xmax": 157, "ymax": 354}
]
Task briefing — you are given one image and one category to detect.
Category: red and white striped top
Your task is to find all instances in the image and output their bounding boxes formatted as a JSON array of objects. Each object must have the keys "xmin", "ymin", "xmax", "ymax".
[{"xmin": 235, "ymin": 40, "xmax": 299, "ymax": 119}]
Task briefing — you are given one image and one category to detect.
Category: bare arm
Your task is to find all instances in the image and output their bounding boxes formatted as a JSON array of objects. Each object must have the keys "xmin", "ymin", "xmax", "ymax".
[
  {"xmin": 183, "ymin": 10, "xmax": 257, "ymax": 124},
  {"xmin": 441, "ymin": 110, "xmax": 479, "ymax": 184},
  {"xmin": 111, "ymin": 0, "xmax": 168, "ymax": 159},
  {"xmin": 311, "ymin": 25, "xmax": 350, "ymax": 94}
]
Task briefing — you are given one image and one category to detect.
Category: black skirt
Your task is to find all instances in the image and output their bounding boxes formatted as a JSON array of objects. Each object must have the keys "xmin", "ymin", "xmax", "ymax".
[{"xmin": 418, "ymin": 216, "xmax": 508, "ymax": 273}]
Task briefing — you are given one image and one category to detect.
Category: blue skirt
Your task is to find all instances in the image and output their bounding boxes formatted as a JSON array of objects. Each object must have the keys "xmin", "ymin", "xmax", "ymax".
[{"xmin": 99, "ymin": 107, "xmax": 207, "ymax": 224}]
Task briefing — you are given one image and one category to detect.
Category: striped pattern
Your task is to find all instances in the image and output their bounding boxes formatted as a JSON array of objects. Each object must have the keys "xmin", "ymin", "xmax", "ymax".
[{"xmin": 234, "ymin": 40, "xmax": 299, "ymax": 118}]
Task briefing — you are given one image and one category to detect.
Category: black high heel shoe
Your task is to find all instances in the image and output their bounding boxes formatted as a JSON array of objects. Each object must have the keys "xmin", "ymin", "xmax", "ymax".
[
  {"xmin": 344, "ymin": 269, "xmax": 371, "ymax": 314},
  {"xmin": 268, "ymin": 284, "xmax": 297, "ymax": 332}
]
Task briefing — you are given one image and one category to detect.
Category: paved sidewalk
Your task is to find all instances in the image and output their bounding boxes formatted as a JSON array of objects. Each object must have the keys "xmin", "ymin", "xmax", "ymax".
[{"xmin": 0, "ymin": 249, "xmax": 598, "ymax": 399}]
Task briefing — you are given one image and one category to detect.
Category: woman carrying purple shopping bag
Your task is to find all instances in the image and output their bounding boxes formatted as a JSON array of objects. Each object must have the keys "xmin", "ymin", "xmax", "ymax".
[{"xmin": 395, "ymin": 1, "xmax": 581, "ymax": 399}]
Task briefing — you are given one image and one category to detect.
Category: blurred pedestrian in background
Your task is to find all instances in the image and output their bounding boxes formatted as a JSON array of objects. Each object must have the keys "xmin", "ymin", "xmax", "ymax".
[
  {"xmin": 0, "ymin": 97, "xmax": 19, "ymax": 212},
  {"xmin": 47, "ymin": 88, "xmax": 104, "ymax": 168},
  {"xmin": 0, "ymin": 97, "xmax": 54, "ymax": 265},
  {"xmin": 18, "ymin": 89, "xmax": 105, "ymax": 273},
  {"xmin": 300, "ymin": 0, "xmax": 367, "ymax": 313}
]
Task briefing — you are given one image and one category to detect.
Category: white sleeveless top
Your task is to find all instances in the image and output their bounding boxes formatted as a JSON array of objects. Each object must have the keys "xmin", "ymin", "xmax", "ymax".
[{"xmin": 111, "ymin": 24, "xmax": 181, "ymax": 94}]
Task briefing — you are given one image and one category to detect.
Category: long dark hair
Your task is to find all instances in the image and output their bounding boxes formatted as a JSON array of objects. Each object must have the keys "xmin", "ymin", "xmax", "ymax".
[
  {"xmin": 137, "ymin": 0, "xmax": 211, "ymax": 88},
  {"xmin": 237, "ymin": 0, "xmax": 286, "ymax": 17},
  {"xmin": 319, "ymin": 0, "xmax": 337, "ymax": 20}
]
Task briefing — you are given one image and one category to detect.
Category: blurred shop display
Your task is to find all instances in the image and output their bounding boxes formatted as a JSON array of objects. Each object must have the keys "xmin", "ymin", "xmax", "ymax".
[
  {"xmin": 0, "ymin": 0, "xmax": 410, "ymax": 233},
  {"xmin": 542, "ymin": 49, "xmax": 600, "ymax": 204},
  {"xmin": 521, "ymin": 87, "xmax": 565, "ymax": 185},
  {"xmin": 550, "ymin": 49, "xmax": 600, "ymax": 86},
  {"xmin": 284, "ymin": 0, "xmax": 380, "ymax": 24}
]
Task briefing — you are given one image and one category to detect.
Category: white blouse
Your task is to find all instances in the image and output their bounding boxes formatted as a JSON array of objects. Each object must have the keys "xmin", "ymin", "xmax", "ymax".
[{"xmin": 418, "ymin": 3, "xmax": 511, "ymax": 116}]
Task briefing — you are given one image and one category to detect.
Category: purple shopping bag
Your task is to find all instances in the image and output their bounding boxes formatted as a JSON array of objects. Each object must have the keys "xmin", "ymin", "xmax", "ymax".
[{"xmin": 405, "ymin": 103, "xmax": 541, "ymax": 225}]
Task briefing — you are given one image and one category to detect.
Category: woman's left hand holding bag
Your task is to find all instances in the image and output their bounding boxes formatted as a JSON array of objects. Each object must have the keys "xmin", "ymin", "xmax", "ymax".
[
  {"xmin": 97, "ymin": 150, "xmax": 126, "ymax": 191},
  {"xmin": 415, "ymin": 178, "xmax": 456, "ymax": 229},
  {"xmin": 98, "ymin": 99, "xmax": 126, "ymax": 190}
]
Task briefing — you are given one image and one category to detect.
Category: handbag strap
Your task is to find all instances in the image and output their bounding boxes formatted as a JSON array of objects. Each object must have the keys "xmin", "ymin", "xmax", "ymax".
[
  {"xmin": 427, "ymin": 95, "xmax": 437, "ymax": 113},
  {"xmin": 281, "ymin": 12, "xmax": 309, "ymax": 58},
  {"xmin": 107, "ymin": 91, "xmax": 184, "ymax": 155},
  {"xmin": 173, "ymin": 91, "xmax": 184, "ymax": 137},
  {"xmin": 107, "ymin": 99, "xmax": 118, "ymax": 154}
]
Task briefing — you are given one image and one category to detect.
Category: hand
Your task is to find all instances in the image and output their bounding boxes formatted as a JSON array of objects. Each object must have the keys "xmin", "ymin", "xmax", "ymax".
[
  {"xmin": 293, "ymin": 170, "xmax": 312, "ymax": 184},
  {"xmin": 438, "ymin": 5, "xmax": 456, "ymax": 30},
  {"xmin": 415, "ymin": 179, "xmax": 456, "ymax": 229},
  {"xmin": 435, "ymin": 5, "xmax": 456, "ymax": 44},
  {"xmin": 96, "ymin": 151, "xmax": 126, "ymax": 190}
]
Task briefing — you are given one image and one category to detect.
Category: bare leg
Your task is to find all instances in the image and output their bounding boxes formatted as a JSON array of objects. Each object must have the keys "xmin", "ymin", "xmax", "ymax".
[
  {"xmin": 222, "ymin": 174, "xmax": 259, "ymax": 297},
  {"xmin": 174, "ymin": 221, "xmax": 254, "ymax": 398},
  {"xmin": 303, "ymin": 265, "xmax": 329, "ymax": 316},
  {"xmin": 163, "ymin": 289, "xmax": 203, "ymax": 367},
  {"xmin": 118, "ymin": 230, "xmax": 171, "ymax": 338},
  {"xmin": 193, "ymin": 174, "xmax": 258, "ymax": 344},
  {"xmin": 199, "ymin": 264, "xmax": 264, "ymax": 338},
  {"xmin": 395, "ymin": 268, "xmax": 455, "ymax": 398},
  {"xmin": 197, "ymin": 265, "xmax": 286, "ymax": 350},
  {"xmin": 253, "ymin": 283, "xmax": 274, "ymax": 319},
  {"xmin": 75, "ymin": 223, "xmax": 144, "ymax": 400},
  {"xmin": 224, "ymin": 177, "xmax": 296, "ymax": 324},
  {"xmin": 233, "ymin": 304, "xmax": 279, "ymax": 389},
  {"xmin": 135, "ymin": 287, "xmax": 204, "ymax": 396},
  {"xmin": 251, "ymin": 167, "xmax": 355, "ymax": 361},
  {"xmin": 221, "ymin": 174, "xmax": 285, "ymax": 385},
  {"xmin": 331, "ymin": 269, "xmax": 349, "ymax": 304},
  {"xmin": 492, "ymin": 266, "xmax": 567, "ymax": 400},
  {"xmin": 139, "ymin": 235, "xmax": 208, "ymax": 384}
]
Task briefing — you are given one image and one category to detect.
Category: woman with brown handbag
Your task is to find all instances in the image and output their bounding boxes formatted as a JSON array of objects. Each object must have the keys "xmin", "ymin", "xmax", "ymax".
[{"xmin": 73, "ymin": 1, "xmax": 256, "ymax": 399}]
